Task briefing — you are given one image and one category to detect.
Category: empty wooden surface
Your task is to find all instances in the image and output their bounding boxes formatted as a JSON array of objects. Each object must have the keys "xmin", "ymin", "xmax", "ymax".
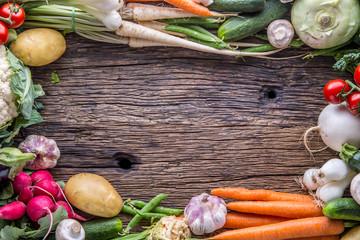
[{"xmin": 20, "ymin": 34, "xmax": 350, "ymax": 209}]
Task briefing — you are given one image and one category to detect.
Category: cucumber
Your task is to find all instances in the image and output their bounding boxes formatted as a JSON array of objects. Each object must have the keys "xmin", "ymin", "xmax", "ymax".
[
  {"xmin": 208, "ymin": 0, "xmax": 265, "ymax": 13},
  {"xmin": 218, "ymin": 0, "xmax": 291, "ymax": 42},
  {"xmin": 82, "ymin": 217, "xmax": 123, "ymax": 240},
  {"xmin": 323, "ymin": 198, "xmax": 360, "ymax": 221}
]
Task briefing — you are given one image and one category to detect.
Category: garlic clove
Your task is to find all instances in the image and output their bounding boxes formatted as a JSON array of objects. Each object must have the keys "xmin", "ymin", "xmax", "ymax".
[{"xmin": 320, "ymin": 158, "xmax": 352, "ymax": 181}]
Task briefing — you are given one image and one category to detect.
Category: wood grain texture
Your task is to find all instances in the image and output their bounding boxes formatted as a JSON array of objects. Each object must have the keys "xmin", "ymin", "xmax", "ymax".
[{"xmin": 19, "ymin": 33, "xmax": 351, "ymax": 209}]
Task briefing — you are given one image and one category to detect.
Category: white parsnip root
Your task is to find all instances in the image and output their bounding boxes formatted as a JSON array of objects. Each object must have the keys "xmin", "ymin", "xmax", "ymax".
[
  {"xmin": 116, "ymin": 21, "xmax": 283, "ymax": 57},
  {"xmin": 128, "ymin": 38, "xmax": 174, "ymax": 47}
]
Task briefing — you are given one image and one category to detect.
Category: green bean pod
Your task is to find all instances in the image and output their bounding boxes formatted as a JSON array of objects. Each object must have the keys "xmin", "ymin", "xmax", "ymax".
[
  {"xmin": 164, "ymin": 25, "xmax": 218, "ymax": 43},
  {"xmin": 129, "ymin": 200, "xmax": 183, "ymax": 216}
]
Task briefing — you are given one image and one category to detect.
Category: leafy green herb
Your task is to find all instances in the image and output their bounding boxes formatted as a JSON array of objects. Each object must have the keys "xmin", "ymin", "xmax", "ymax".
[
  {"xmin": 51, "ymin": 72, "xmax": 60, "ymax": 84},
  {"xmin": 0, "ymin": 148, "xmax": 35, "ymax": 180},
  {"xmin": 0, "ymin": 182, "xmax": 13, "ymax": 200},
  {"xmin": 333, "ymin": 50, "xmax": 360, "ymax": 74}
]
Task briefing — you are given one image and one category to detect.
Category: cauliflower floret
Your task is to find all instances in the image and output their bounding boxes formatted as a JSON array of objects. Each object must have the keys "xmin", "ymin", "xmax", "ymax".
[
  {"xmin": 147, "ymin": 216, "xmax": 191, "ymax": 240},
  {"xmin": 0, "ymin": 46, "xmax": 18, "ymax": 126}
]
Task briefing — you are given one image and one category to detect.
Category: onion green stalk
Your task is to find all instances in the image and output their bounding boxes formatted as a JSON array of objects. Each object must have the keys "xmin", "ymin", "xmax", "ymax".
[
  {"xmin": 291, "ymin": 0, "xmax": 360, "ymax": 49},
  {"xmin": 22, "ymin": 4, "xmax": 128, "ymax": 44}
]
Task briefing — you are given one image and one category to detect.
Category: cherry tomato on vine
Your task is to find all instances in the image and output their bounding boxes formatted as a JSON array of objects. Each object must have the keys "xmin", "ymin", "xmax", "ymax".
[
  {"xmin": 347, "ymin": 92, "xmax": 360, "ymax": 116},
  {"xmin": 323, "ymin": 79, "xmax": 350, "ymax": 104},
  {"xmin": 354, "ymin": 65, "xmax": 360, "ymax": 87},
  {"xmin": 0, "ymin": 3, "xmax": 25, "ymax": 29},
  {"xmin": 0, "ymin": 21, "xmax": 8, "ymax": 45}
]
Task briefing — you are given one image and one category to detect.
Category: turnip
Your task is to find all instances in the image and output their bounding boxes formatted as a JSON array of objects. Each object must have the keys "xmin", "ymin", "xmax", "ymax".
[
  {"xmin": 13, "ymin": 172, "xmax": 32, "ymax": 194},
  {"xmin": 33, "ymin": 179, "xmax": 59, "ymax": 199},
  {"xmin": 31, "ymin": 170, "xmax": 53, "ymax": 185},
  {"xmin": 304, "ymin": 104, "xmax": 360, "ymax": 152},
  {"xmin": 0, "ymin": 201, "xmax": 26, "ymax": 220},
  {"xmin": 18, "ymin": 186, "xmax": 34, "ymax": 204},
  {"xmin": 53, "ymin": 201, "xmax": 88, "ymax": 221}
]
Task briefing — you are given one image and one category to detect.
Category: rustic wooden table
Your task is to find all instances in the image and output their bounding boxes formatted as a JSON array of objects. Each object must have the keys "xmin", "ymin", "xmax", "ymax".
[{"xmin": 21, "ymin": 34, "xmax": 350, "ymax": 211}]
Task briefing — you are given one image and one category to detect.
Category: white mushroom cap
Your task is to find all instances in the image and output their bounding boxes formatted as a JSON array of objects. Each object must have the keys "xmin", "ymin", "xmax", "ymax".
[
  {"xmin": 351, "ymin": 173, "xmax": 360, "ymax": 205},
  {"xmin": 267, "ymin": 19, "xmax": 294, "ymax": 49},
  {"xmin": 55, "ymin": 219, "xmax": 85, "ymax": 240}
]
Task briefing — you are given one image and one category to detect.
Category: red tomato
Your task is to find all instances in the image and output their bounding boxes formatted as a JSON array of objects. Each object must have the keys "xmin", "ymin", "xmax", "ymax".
[
  {"xmin": 0, "ymin": 3, "xmax": 25, "ymax": 29},
  {"xmin": 0, "ymin": 21, "xmax": 8, "ymax": 45},
  {"xmin": 355, "ymin": 65, "xmax": 360, "ymax": 87},
  {"xmin": 347, "ymin": 92, "xmax": 360, "ymax": 116},
  {"xmin": 323, "ymin": 79, "xmax": 350, "ymax": 104}
]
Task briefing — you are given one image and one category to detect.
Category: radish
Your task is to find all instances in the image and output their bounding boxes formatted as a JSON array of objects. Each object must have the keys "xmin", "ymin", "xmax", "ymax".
[
  {"xmin": 26, "ymin": 195, "xmax": 54, "ymax": 222},
  {"xmin": 33, "ymin": 179, "xmax": 59, "ymax": 199},
  {"xmin": 304, "ymin": 103, "xmax": 360, "ymax": 152},
  {"xmin": 13, "ymin": 172, "xmax": 32, "ymax": 194},
  {"xmin": 55, "ymin": 189, "xmax": 66, "ymax": 202},
  {"xmin": 0, "ymin": 201, "xmax": 26, "ymax": 220},
  {"xmin": 31, "ymin": 170, "xmax": 53, "ymax": 185},
  {"xmin": 53, "ymin": 201, "xmax": 88, "ymax": 221},
  {"xmin": 18, "ymin": 186, "xmax": 34, "ymax": 204}
]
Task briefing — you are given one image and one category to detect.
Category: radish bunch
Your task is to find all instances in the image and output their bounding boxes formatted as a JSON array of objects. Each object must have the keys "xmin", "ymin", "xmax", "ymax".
[{"xmin": 0, "ymin": 170, "xmax": 86, "ymax": 239}]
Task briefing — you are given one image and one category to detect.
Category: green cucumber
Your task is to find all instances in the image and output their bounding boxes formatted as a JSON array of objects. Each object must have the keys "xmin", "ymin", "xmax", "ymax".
[
  {"xmin": 218, "ymin": 0, "xmax": 291, "ymax": 42},
  {"xmin": 340, "ymin": 144, "xmax": 360, "ymax": 173},
  {"xmin": 82, "ymin": 218, "xmax": 123, "ymax": 240},
  {"xmin": 208, "ymin": 0, "xmax": 265, "ymax": 12},
  {"xmin": 323, "ymin": 198, "xmax": 360, "ymax": 221}
]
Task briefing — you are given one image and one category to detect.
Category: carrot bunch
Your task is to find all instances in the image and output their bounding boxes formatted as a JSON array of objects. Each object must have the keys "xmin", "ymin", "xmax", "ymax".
[{"xmin": 209, "ymin": 187, "xmax": 345, "ymax": 240}]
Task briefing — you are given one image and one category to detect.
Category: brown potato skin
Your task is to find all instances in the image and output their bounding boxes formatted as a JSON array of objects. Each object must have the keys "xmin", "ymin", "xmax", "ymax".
[
  {"xmin": 10, "ymin": 28, "xmax": 66, "ymax": 66},
  {"xmin": 64, "ymin": 173, "xmax": 123, "ymax": 218}
]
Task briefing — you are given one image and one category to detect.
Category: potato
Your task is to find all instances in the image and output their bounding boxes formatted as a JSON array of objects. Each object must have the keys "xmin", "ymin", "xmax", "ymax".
[
  {"xmin": 64, "ymin": 173, "xmax": 123, "ymax": 218},
  {"xmin": 10, "ymin": 28, "xmax": 66, "ymax": 66}
]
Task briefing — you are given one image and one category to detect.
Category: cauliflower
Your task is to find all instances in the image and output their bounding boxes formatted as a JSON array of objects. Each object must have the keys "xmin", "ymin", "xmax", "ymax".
[
  {"xmin": 147, "ymin": 216, "xmax": 191, "ymax": 240},
  {"xmin": 0, "ymin": 45, "xmax": 19, "ymax": 127}
]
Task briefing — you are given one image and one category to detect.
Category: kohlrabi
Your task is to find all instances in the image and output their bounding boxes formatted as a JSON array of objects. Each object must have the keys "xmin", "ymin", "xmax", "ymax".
[{"xmin": 291, "ymin": 0, "xmax": 360, "ymax": 49}]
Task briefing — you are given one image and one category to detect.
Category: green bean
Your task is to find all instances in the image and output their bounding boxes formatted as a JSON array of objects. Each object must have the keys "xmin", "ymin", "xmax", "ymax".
[
  {"xmin": 111, "ymin": 229, "xmax": 150, "ymax": 240},
  {"xmin": 188, "ymin": 37, "xmax": 229, "ymax": 49},
  {"xmin": 197, "ymin": 23, "xmax": 221, "ymax": 29},
  {"xmin": 161, "ymin": 17, "xmax": 223, "ymax": 25},
  {"xmin": 124, "ymin": 194, "xmax": 167, "ymax": 233},
  {"xmin": 241, "ymin": 44, "xmax": 276, "ymax": 52},
  {"xmin": 187, "ymin": 25, "xmax": 221, "ymax": 42},
  {"xmin": 304, "ymin": 40, "xmax": 353, "ymax": 59},
  {"xmin": 164, "ymin": 25, "xmax": 218, "ymax": 43},
  {"xmin": 121, "ymin": 205, "xmax": 167, "ymax": 221},
  {"xmin": 129, "ymin": 200, "xmax": 183, "ymax": 216}
]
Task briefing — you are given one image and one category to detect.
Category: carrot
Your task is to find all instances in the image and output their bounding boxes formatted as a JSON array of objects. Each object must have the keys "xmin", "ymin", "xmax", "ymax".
[
  {"xmin": 208, "ymin": 217, "xmax": 344, "ymax": 240},
  {"xmin": 290, "ymin": 236, "xmax": 340, "ymax": 240},
  {"xmin": 224, "ymin": 212, "xmax": 292, "ymax": 229},
  {"xmin": 211, "ymin": 187, "xmax": 314, "ymax": 202},
  {"xmin": 163, "ymin": 0, "xmax": 213, "ymax": 16},
  {"xmin": 227, "ymin": 201, "xmax": 323, "ymax": 218}
]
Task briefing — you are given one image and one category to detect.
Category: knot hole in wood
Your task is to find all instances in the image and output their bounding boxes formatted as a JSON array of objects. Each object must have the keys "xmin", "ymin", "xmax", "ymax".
[{"xmin": 113, "ymin": 152, "xmax": 141, "ymax": 170}]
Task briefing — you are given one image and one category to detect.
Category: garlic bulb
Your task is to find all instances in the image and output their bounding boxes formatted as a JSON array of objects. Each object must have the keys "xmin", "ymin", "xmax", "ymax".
[{"xmin": 184, "ymin": 193, "xmax": 227, "ymax": 235}]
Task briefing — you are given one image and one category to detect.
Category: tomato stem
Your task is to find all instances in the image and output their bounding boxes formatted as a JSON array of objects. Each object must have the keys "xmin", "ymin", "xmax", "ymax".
[{"xmin": 0, "ymin": 4, "xmax": 22, "ymax": 26}]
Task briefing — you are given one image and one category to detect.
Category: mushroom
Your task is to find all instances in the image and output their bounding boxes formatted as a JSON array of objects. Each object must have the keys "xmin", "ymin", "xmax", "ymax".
[
  {"xmin": 267, "ymin": 19, "xmax": 294, "ymax": 49},
  {"xmin": 351, "ymin": 173, "xmax": 360, "ymax": 205},
  {"xmin": 55, "ymin": 219, "xmax": 85, "ymax": 240}
]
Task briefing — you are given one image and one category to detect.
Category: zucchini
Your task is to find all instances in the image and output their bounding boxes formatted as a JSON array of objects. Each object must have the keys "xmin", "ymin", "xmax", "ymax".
[
  {"xmin": 218, "ymin": 0, "xmax": 291, "ymax": 42},
  {"xmin": 208, "ymin": 0, "xmax": 265, "ymax": 13},
  {"xmin": 340, "ymin": 143, "xmax": 360, "ymax": 172},
  {"xmin": 323, "ymin": 198, "xmax": 360, "ymax": 221},
  {"xmin": 82, "ymin": 217, "xmax": 123, "ymax": 240}
]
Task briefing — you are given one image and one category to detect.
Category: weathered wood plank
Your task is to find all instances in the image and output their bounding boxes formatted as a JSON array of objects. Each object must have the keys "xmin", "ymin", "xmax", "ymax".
[{"xmin": 18, "ymin": 34, "xmax": 351, "ymax": 208}]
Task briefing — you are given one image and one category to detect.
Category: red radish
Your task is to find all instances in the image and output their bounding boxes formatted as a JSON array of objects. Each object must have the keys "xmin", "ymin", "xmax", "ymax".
[
  {"xmin": 13, "ymin": 172, "xmax": 32, "ymax": 194},
  {"xmin": 18, "ymin": 186, "xmax": 34, "ymax": 204},
  {"xmin": 31, "ymin": 170, "xmax": 53, "ymax": 185},
  {"xmin": 55, "ymin": 189, "xmax": 65, "ymax": 202},
  {"xmin": 0, "ymin": 201, "xmax": 26, "ymax": 220},
  {"xmin": 26, "ymin": 195, "xmax": 54, "ymax": 222},
  {"xmin": 33, "ymin": 179, "xmax": 59, "ymax": 199},
  {"xmin": 53, "ymin": 201, "xmax": 88, "ymax": 221}
]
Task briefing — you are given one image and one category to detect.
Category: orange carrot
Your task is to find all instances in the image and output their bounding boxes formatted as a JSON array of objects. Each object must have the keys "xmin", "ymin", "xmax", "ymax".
[
  {"xmin": 163, "ymin": 0, "xmax": 213, "ymax": 16},
  {"xmin": 290, "ymin": 236, "xmax": 340, "ymax": 240},
  {"xmin": 224, "ymin": 212, "xmax": 292, "ymax": 229},
  {"xmin": 208, "ymin": 217, "xmax": 344, "ymax": 240},
  {"xmin": 211, "ymin": 187, "xmax": 314, "ymax": 202},
  {"xmin": 227, "ymin": 201, "xmax": 323, "ymax": 218}
]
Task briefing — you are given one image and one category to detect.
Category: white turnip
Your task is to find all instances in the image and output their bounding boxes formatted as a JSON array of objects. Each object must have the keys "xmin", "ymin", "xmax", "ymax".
[{"xmin": 304, "ymin": 104, "xmax": 360, "ymax": 152}]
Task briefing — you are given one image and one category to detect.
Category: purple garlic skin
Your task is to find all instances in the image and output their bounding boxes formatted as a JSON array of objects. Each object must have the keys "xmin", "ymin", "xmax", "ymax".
[
  {"xmin": 18, "ymin": 135, "xmax": 60, "ymax": 170},
  {"xmin": 184, "ymin": 193, "xmax": 227, "ymax": 235}
]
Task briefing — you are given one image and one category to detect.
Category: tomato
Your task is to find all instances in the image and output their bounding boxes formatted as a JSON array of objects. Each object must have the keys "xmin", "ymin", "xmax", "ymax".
[
  {"xmin": 0, "ymin": 3, "xmax": 25, "ymax": 29},
  {"xmin": 323, "ymin": 79, "xmax": 350, "ymax": 104},
  {"xmin": 347, "ymin": 92, "xmax": 360, "ymax": 116},
  {"xmin": 355, "ymin": 65, "xmax": 360, "ymax": 87},
  {"xmin": 0, "ymin": 21, "xmax": 8, "ymax": 45}
]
